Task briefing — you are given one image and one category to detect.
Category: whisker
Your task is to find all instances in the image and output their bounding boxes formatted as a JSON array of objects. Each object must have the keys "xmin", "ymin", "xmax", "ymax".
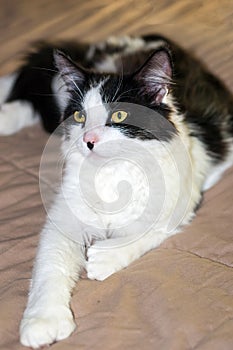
[
  {"xmin": 114, "ymin": 87, "xmax": 141, "ymax": 102},
  {"xmin": 59, "ymin": 72, "xmax": 84, "ymax": 100},
  {"xmin": 32, "ymin": 66, "xmax": 59, "ymax": 74},
  {"xmin": 111, "ymin": 58, "xmax": 124, "ymax": 103},
  {"xmin": 66, "ymin": 76, "xmax": 83, "ymax": 99}
]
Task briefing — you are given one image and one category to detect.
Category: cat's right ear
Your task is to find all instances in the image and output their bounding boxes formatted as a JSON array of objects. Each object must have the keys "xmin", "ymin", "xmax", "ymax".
[{"xmin": 54, "ymin": 50, "xmax": 87, "ymax": 89}]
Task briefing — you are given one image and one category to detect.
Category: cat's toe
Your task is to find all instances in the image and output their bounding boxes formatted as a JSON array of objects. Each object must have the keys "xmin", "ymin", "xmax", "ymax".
[
  {"xmin": 87, "ymin": 246, "xmax": 122, "ymax": 281},
  {"xmin": 20, "ymin": 308, "xmax": 76, "ymax": 348}
]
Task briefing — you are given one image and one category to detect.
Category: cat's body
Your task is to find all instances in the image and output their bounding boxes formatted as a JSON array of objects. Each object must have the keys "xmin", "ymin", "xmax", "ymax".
[{"xmin": 0, "ymin": 35, "xmax": 233, "ymax": 348}]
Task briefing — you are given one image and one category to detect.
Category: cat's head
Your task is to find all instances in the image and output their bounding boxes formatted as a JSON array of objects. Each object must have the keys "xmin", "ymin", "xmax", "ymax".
[{"xmin": 54, "ymin": 48, "xmax": 177, "ymax": 158}]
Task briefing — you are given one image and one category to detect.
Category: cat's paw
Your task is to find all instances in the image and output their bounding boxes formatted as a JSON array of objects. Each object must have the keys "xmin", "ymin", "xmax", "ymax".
[
  {"xmin": 0, "ymin": 103, "xmax": 17, "ymax": 135},
  {"xmin": 87, "ymin": 245, "xmax": 125, "ymax": 281},
  {"xmin": 20, "ymin": 307, "xmax": 76, "ymax": 348},
  {"xmin": 0, "ymin": 101, "xmax": 37, "ymax": 135}
]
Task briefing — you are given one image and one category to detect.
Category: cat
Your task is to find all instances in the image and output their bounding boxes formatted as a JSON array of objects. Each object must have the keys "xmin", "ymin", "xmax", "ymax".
[{"xmin": 0, "ymin": 34, "xmax": 233, "ymax": 348}]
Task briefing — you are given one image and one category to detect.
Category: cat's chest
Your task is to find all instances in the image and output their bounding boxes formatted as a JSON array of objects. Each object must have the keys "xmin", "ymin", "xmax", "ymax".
[
  {"xmin": 64, "ymin": 159, "xmax": 151, "ymax": 232},
  {"xmin": 94, "ymin": 160, "xmax": 148, "ymax": 204},
  {"xmin": 83, "ymin": 160, "xmax": 149, "ymax": 214}
]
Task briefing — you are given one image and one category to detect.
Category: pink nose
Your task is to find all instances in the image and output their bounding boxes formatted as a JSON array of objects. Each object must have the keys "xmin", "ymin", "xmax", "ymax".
[
  {"xmin": 83, "ymin": 131, "xmax": 99, "ymax": 144},
  {"xmin": 83, "ymin": 131, "xmax": 99, "ymax": 150}
]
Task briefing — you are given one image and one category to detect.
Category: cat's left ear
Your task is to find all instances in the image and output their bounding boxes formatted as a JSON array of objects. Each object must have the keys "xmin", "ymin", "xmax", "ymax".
[
  {"xmin": 54, "ymin": 50, "xmax": 87, "ymax": 89},
  {"xmin": 133, "ymin": 48, "xmax": 173, "ymax": 104}
]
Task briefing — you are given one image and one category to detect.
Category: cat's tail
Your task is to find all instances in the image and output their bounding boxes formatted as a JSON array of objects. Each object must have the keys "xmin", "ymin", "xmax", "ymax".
[
  {"xmin": 0, "ymin": 45, "xmax": 62, "ymax": 136},
  {"xmin": 0, "ymin": 73, "xmax": 41, "ymax": 135}
]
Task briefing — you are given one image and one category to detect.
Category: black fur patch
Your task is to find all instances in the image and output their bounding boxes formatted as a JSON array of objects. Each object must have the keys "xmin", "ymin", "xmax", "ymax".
[
  {"xmin": 100, "ymin": 69, "xmax": 176, "ymax": 141},
  {"xmin": 141, "ymin": 35, "xmax": 233, "ymax": 161}
]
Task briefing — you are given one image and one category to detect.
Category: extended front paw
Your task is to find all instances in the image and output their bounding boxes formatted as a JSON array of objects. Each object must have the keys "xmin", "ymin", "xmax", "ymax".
[
  {"xmin": 20, "ymin": 306, "xmax": 76, "ymax": 348},
  {"xmin": 86, "ymin": 245, "xmax": 125, "ymax": 281}
]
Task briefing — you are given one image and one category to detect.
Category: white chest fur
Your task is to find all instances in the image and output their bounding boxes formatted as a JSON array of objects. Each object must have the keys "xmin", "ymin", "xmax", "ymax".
[{"xmin": 60, "ymin": 133, "xmax": 205, "ymax": 242}]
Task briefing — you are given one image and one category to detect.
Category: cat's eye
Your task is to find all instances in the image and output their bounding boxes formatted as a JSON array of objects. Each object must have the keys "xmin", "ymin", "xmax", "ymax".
[
  {"xmin": 73, "ymin": 111, "xmax": 86, "ymax": 123},
  {"xmin": 111, "ymin": 110, "xmax": 128, "ymax": 123}
]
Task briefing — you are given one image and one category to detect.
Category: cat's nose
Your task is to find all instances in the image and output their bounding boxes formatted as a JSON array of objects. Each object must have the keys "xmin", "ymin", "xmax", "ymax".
[{"xmin": 83, "ymin": 131, "xmax": 99, "ymax": 150}]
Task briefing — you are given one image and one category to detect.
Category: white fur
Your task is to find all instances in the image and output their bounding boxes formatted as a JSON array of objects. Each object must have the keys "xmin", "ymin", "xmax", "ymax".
[
  {"xmin": 94, "ymin": 36, "xmax": 166, "ymax": 73},
  {"xmin": 83, "ymin": 84, "xmax": 106, "ymax": 112},
  {"xmin": 20, "ymin": 219, "xmax": 83, "ymax": 348},
  {"xmin": 0, "ymin": 101, "xmax": 39, "ymax": 135},
  {"xmin": 95, "ymin": 56, "xmax": 117, "ymax": 73},
  {"xmin": 94, "ymin": 36, "xmax": 145, "ymax": 73},
  {"xmin": 51, "ymin": 74, "xmax": 69, "ymax": 111},
  {"xmin": 203, "ymin": 143, "xmax": 233, "ymax": 190}
]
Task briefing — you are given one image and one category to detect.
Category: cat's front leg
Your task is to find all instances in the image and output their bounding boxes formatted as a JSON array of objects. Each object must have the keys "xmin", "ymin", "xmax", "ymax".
[
  {"xmin": 87, "ymin": 230, "xmax": 171, "ymax": 281},
  {"xmin": 20, "ymin": 220, "xmax": 85, "ymax": 349}
]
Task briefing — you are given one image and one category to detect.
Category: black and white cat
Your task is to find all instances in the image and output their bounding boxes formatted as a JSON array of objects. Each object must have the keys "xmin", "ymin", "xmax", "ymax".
[{"xmin": 1, "ymin": 35, "xmax": 233, "ymax": 348}]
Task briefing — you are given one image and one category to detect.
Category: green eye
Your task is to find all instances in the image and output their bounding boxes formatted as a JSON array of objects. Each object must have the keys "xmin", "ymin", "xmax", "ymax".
[
  {"xmin": 73, "ymin": 111, "xmax": 86, "ymax": 123},
  {"xmin": 111, "ymin": 110, "xmax": 128, "ymax": 123}
]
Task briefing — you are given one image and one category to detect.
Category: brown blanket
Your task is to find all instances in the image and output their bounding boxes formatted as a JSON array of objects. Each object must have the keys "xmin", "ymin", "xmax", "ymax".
[{"xmin": 1, "ymin": 1, "xmax": 233, "ymax": 349}]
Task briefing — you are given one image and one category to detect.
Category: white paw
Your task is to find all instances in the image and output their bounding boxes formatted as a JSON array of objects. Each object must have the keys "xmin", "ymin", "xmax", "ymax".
[
  {"xmin": 0, "ymin": 101, "xmax": 37, "ymax": 135},
  {"xmin": 87, "ymin": 245, "xmax": 124, "ymax": 281},
  {"xmin": 20, "ymin": 307, "xmax": 76, "ymax": 348}
]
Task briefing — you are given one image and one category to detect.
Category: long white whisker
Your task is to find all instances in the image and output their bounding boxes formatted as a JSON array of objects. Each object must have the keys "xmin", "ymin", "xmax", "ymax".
[{"xmin": 112, "ymin": 58, "xmax": 124, "ymax": 103}]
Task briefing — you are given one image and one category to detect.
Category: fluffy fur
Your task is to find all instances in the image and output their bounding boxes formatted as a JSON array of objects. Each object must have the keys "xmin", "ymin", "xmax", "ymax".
[{"xmin": 0, "ymin": 34, "xmax": 233, "ymax": 348}]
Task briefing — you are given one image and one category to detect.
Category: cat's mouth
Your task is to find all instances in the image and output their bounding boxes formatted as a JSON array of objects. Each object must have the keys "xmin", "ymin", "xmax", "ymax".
[
  {"xmin": 77, "ymin": 136, "xmax": 125, "ymax": 159},
  {"xmin": 76, "ymin": 142, "xmax": 112, "ymax": 160},
  {"xmin": 77, "ymin": 142, "xmax": 122, "ymax": 161}
]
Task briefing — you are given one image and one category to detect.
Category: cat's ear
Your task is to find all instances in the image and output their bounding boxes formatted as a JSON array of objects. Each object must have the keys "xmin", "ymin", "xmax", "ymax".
[
  {"xmin": 54, "ymin": 50, "xmax": 87, "ymax": 89},
  {"xmin": 133, "ymin": 48, "xmax": 173, "ymax": 104}
]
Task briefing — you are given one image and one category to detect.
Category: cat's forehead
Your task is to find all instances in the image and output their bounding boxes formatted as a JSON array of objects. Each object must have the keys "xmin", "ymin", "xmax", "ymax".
[
  {"xmin": 82, "ymin": 81, "xmax": 109, "ymax": 125},
  {"xmin": 83, "ymin": 83, "xmax": 104, "ymax": 110},
  {"xmin": 81, "ymin": 74, "xmax": 128, "ymax": 112}
]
